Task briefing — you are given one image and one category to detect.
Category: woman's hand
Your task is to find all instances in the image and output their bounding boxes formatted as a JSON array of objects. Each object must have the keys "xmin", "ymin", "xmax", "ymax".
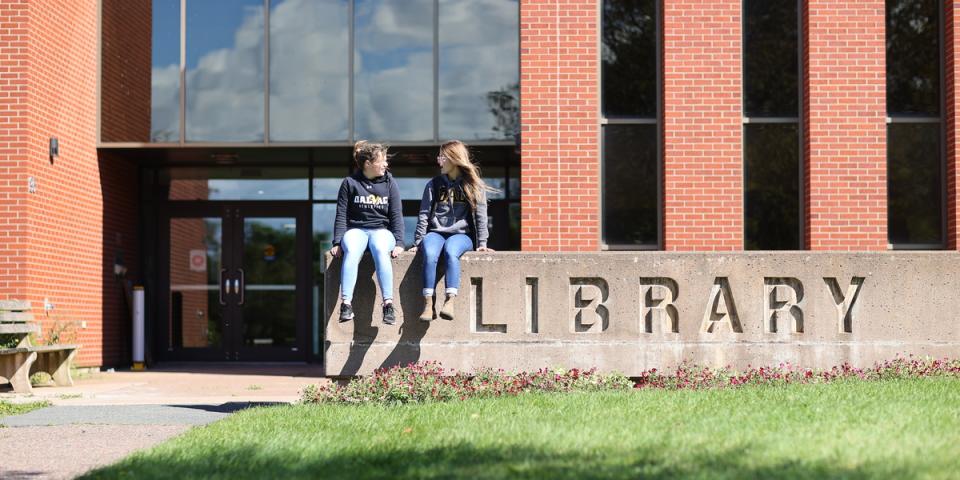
[
  {"xmin": 330, "ymin": 245, "xmax": 341, "ymax": 258},
  {"xmin": 391, "ymin": 246, "xmax": 404, "ymax": 258},
  {"xmin": 477, "ymin": 246, "xmax": 495, "ymax": 252}
]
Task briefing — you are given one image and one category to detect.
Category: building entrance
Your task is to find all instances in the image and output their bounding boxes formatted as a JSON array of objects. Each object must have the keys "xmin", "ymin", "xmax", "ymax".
[{"xmin": 158, "ymin": 203, "xmax": 310, "ymax": 361}]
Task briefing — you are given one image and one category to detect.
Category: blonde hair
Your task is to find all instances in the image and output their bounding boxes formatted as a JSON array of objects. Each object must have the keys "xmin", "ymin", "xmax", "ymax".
[
  {"xmin": 440, "ymin": 140, "xmax": 498, "ymax": 209},
  {"xmin": 353, "ymin": 140, "xmax": 389, "ymax": 170}
]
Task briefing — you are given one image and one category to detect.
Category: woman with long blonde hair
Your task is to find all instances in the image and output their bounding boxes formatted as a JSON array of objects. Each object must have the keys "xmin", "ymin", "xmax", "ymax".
[{"xmin": 409, "ymin": 140, "xmax": 496, "ymax": 321}]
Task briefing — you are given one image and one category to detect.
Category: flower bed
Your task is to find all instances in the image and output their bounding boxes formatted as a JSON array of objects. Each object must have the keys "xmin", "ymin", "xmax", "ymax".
[{"xmin": 301, "ymin": 355, "xmax": 960, "ymax": 405}]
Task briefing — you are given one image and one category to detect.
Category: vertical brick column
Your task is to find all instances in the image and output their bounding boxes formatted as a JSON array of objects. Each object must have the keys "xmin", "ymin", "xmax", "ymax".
[
  {"xmin": 662, "ymin": 0, "xmax": 743, "ymax": 251},
  {"xmin": 948, "ymin": 1, "xmax": 960, "ymax": 250},
  {"xmin": 805, "ymin": 0, "xmax": 887, "ymax": 250},
  {"xmin": 0, "ymin": 1, "xmax": 30, "ymax": 300},
  {"xmin": 19, "ymin": 0, "xmax": 111, "ymax": 367},
  {"xmin": 519, "ymin": 0, "xmax": 599, "ymax": 251}
]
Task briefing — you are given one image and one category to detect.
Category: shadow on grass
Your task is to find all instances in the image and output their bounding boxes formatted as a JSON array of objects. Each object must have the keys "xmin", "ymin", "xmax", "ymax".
[{"xmin": 81, "ymin": 443, "xmax": 913, "ymax": 480}]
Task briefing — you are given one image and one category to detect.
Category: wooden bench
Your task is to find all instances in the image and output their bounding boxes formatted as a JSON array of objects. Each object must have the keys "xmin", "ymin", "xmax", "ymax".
[{"xmin": 0, "ymin": 300, "xmax": 78, "ymax": 394}]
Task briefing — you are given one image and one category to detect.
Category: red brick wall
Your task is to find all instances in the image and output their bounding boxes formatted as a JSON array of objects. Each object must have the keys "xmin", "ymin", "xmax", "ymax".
[
  {"xmin": 662, "ymin": 0, "xmax": 743, "ymax": 251},
  {"xmin": 948, "ymin": 1, "xmax": 960, "ymax": 251},
  {"xmin": 804, "ymin": 0, "xmax": 887, "ymax": 251},
  {"xmin": 100, "ymin": 0, "xmax": 151, "ymax": 143},
  {"xmin": 21, "ymin": 0, "xmax": 104, "ymax": 367},
  {"xmin": 519, "ymin": 0, "xmax": 600, "ymax": 251},
  {"xmin": 0, "ymin": 0, "xmax": 137, "ymax": 368},
  {"xmin": 0, "ymin": 1, "xmax": 30, "ymax": 300}
]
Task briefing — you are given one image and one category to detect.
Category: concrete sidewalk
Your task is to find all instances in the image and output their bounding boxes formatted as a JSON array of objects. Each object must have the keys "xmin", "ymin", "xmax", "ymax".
[
  {"xmin": 0, "ymin": 363, "xmax": 330, "ymax": 479},
  {"xmin": 0, "ymin": 362, "xmax": 329, "ymax": 405}
]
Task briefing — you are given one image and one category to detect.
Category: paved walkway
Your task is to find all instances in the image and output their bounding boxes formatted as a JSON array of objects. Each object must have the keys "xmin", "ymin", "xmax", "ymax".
[{"xmin": 0, "ymin": 364, "xmax": 329, "ymax": 479}]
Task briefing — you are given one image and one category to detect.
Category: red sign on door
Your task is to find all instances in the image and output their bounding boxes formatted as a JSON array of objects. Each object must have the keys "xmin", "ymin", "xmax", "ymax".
[{"xmin": 189, "ymin": 249, "xmax": 207, "ymax": 272}]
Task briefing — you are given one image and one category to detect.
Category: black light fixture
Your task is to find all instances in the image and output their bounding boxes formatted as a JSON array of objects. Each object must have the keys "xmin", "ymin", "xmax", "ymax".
[{"xmin": 49, "ymin": 137, "xmax": 59, "ymax": 163}]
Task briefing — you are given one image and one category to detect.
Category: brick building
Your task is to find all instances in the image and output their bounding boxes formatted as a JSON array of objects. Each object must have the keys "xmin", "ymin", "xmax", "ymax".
[{"xmin": 0, "ymin": 0, "xmax": 955, "ymax": 368}]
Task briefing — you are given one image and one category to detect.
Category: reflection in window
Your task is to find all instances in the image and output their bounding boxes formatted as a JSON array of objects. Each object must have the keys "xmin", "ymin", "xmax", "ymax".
[
  {"xmin": 242, "ymin": 218, "xmax": 298, "ymax": 348},
  {"xmin": 152, "ymin": 0, "xmax": 180, "ymax": 142},
  {"xmin": 270, "ymin": 0, "xmax": 349, "ymax": 141},
  {"xmin": 601, "ymin": 0, "xmax": 658, "ymax": 247},
  {"xmin": 313, "ymin": 167, "xmax": 350, "ymax": 200},
  {"xmin": 743, "ymin": 0, "xmax": 800, "ymax": 250},
  {"xmin": 886, "ymin": 0, "xmax": 940, "ymax": 115},
  {"xmin": 744, "ymin": 124, "xmax": 800, "ymax": 250},
  {"xmin": 312, "ymin": 204, "xmax": 336, "ymax": 356},
  {"xmin": 439, "ymin": 0, "xmax": 519, "ymax": 140},
  {"xmin": 603, "ymin": 125, "xmax": 658, "ymax": 245},
  {"xmin": 888, "ymin": 124, "xmax": 942, "ymax": 244},
  {"xmin": 886, "ymin": 0, "xmax": 943, "ymax": 247},
  {"xmin": 185, "ymin": 0, "xmax": 265, "ymax": 141},
  {"xmin": 354, "ymin": 0, "xmax": 433, "ymax": 141},
  {"xmin": 162, "ymin": 167, "xmax": 309, "ymax": 200},
  {"xmin": 743, "ymin": 0, "xmax": 798, "ymax": 117},
  {"xmin": 602, "ymin": 0, "xmax": 656, "ymax": 117}
]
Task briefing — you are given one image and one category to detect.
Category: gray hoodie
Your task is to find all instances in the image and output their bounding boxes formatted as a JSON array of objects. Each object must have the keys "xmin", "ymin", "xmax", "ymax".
[{"xmin": 414, "ymin": 175, "xmax": 489, "ymax": 248}]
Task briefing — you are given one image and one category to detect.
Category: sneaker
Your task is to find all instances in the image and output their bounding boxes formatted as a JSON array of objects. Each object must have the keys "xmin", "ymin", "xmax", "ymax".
[
  {"xmin": 339, "ymin": 303, "xmax": 354, "ymax": 322},
  {"xmin": 383, "ymin": 303, "xmax": 396, "ymax": 325}
]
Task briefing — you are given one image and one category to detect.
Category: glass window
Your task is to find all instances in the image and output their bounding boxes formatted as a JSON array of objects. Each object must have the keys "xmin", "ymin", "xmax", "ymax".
[
  {"xmin": 312, "ymin": 203, "xmax": 337, "ymax": 356},
  {"xmin": 354, "ymin": 0, "xmax": 433, "ymax": 141},
  {"xmin": 185, "ymin": 0, "xmax": 265, "ymax": 142},
  {"xmin": 886, "ymin": 0, "xmax": 940, "ymax": 116},
  {"xmin": 161, "ymin": 167, "xmax": 309, "ymax": 200},
  {"xmin": 100, "ymin": 0, "xmax": 173, "ymax": 142},
  {"xmin": 744, "ymin": 123, "xmax": 800, "ymax": 250},
  {"xmin": 313, "ymin": 167, "xmax": 350, "ymax": 201},
  {"xmin": 152, "ymin": 0, "xmax": 181, "ymax": 142},
  {"xmin": 270, "ymin": 0, "xmax": 350, "ymax": 141},
  {"xmin": 602, "ymin": 0, "xmax": 656, "ymax": 117},
  {"xmin": 743, "ymin": 0, "xmax": 799, "ymax": 117},
  {"xmin": 888, "ymin": 123, "xmax": 942, "ymax": 244},
  {"xmin": 438, "ymin": 0, "xmax": 519, "ymax": 140},
  {"xmin": 601, "ymin": 0, "xmax": 659, "ymax": 248},
  {"xmin": 886, "ymin": 0, "xmax": 943, "ymax": 247},
  {"xmin": 602, "ymin": 125, "xmax": 658, "ymax": 245},
  {"xmin": 743, "ymin": 0, "xmax": 800, "ymax": 250}
]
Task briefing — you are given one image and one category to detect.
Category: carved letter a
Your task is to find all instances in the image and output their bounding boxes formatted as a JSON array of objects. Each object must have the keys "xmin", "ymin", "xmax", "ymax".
[{"xmin": 700, "ymin": 277, "xmax": 743, "ymax": 333}]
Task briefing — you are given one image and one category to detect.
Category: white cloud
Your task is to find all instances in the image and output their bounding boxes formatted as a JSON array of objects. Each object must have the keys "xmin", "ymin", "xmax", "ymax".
[{"xmin": 150, "ymin": 0, "xmax": 518, "ymax": 143}]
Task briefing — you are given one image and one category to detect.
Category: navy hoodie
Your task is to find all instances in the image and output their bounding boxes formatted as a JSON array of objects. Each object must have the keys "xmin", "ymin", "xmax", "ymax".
[{"xmin": 332, "ymin": 171, "xmax": 404, "ymax": 246}]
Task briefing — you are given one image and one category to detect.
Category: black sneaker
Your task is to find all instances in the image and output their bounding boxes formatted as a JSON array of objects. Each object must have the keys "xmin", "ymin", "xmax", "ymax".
[
  {"xmin": 383, "ymin": 303, "xmax": 396, "ymax": 325},
  {"xmin": 339, "ymin": 303, "xmax": 354, "ymax": 322}
]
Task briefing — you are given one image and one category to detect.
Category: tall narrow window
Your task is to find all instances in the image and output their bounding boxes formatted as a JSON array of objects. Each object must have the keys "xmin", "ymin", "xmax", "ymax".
[
  {"xmin": 887, "ymin": 0, "xmax": 943, "ymax": 247},
  {"xmin": 743, "ymin": 0, "xmax": 800, "ymax": 250},
  {"xmin": 601, "ymin": 0, "xmax": 658, "ymax": 248}
]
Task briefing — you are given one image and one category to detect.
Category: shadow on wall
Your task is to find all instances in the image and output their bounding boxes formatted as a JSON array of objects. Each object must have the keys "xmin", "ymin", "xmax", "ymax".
[
  {"xmin": 329, "ymin": 251, "xmax": 439, "ymax": 376},
  {"xmin": 98, "ymin": 152, "xmax": 140, "ymax": 368}
]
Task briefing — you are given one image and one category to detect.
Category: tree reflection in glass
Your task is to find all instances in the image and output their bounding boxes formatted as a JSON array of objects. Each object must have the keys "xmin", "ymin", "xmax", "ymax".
[
  {"xmin": 439, "ymin": 0, "xmax": 519, "ymax": 140},
  {"xmin": 602, "ymin": 0, "xmax": 656, "ymax": 118}
]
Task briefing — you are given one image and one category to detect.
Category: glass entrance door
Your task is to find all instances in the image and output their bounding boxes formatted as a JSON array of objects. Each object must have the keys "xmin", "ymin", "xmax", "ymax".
[{"xmin": 161, "ymin": 203, "xmax": 309, "ymax": 361}]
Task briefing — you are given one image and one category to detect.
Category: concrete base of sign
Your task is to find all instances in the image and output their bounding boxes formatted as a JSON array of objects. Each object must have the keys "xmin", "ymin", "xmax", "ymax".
[{"xmin": 323, "ymin": 252, "xmax": 960, "ymax": 376}]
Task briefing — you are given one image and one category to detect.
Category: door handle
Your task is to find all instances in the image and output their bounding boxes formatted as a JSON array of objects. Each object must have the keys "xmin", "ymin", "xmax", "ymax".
[
  {"xmin": 219, "ymin": 268, "xmax": 227, "ymax": 305},
  {"xmin": 237, "ymin": 268, "xmax": 245, "ymax": 306}
]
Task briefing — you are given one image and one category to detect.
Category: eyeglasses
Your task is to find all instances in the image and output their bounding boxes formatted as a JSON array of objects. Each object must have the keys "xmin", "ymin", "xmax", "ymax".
[{"xmin": 437, "ymin": 154, "xmax": 448, "ymax": 161}]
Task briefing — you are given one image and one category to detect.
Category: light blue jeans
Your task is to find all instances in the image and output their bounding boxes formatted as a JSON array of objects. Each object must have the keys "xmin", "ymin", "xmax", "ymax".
[
  {"xmin": 340, "ymin": 228, "xmax": 396, "ymax": 304},
  {"xmin": 421, "ymin": 232, "xmax": 473, "ymax": 296}
]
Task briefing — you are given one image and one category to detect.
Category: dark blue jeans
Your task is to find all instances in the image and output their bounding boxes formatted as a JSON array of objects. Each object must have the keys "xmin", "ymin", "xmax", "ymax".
[{"xmin": 421, "ymin": 232, "xmax": 473, "ymax": 296}]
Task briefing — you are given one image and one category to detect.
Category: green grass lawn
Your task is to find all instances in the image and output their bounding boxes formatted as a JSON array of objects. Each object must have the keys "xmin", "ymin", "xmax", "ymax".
[
  {"xmin": 84, "ymin": 378, "xmax": 960, "ymax": 480},
  {"xmin": 0, "ymin": 399, "xmax": 49, "ymax": 419}
]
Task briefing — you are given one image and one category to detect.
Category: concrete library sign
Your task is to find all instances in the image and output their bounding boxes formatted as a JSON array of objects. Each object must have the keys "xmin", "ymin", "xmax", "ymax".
[{"xmin": 324, "ymin": 252, "xmax": 960, "ymax": 376}]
